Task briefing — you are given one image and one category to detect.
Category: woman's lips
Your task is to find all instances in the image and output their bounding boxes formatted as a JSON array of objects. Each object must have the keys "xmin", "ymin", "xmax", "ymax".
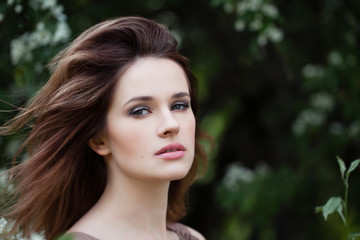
[{"xmin": 155, "ymin": 143, "xmax": 186, "ymax": 160}]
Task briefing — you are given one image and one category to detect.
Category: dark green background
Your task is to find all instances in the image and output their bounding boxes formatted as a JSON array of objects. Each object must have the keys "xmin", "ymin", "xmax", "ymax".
[{"xmin": 1, "ymin": 0, "xmax": 359, "ymax": 239}]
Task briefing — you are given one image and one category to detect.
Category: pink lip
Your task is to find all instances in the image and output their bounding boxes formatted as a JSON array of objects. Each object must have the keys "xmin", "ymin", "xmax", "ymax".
[{"xmin": 155, "ymin": 143, "xmax": 186, "ymax": 160}]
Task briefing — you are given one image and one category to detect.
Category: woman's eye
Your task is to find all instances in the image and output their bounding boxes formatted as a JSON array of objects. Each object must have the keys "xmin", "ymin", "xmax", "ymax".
[
  {"xmin": 129, "ymin": 106, "xmax": 151, "ymax": 118},
  {"xmin": 171, "ymin": 102, "xmax": 189, "ymax": 111}
]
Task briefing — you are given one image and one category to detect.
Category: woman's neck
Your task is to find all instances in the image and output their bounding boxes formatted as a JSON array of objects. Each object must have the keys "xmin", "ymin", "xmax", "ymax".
[
  {"xmin": 101, "ymin": 173, "xmax": 170, "ymax": 227},
  {"xmin": 70, "ymin": 172, "xmax": 172, "ymax": 239}
]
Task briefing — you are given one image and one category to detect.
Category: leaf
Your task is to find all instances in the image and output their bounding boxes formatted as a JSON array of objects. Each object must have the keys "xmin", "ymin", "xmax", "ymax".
[
  {"xmin": 349, "ymin": 233, "xmax": 360, "ymax": 240},
  {"xmin": 55, "ymin": 234, "xmax": 75, "ymax": 240},
  {"xmin": 337, "ymin": 156, "xmax": 346, "ymax": 180},
  {"xmin": 315, "ymin": 206, "xmax": 323, "ymax": 213},
  {"xmin": 336, "ymin": 203, "xmax": 346, "ymax": 224},
  {"xmin": 321, "ymin": 196, "xmax": 343, "ymax": 221},
  {"xmin": 346, "ymin": 159, "xmax": 360, "ymax": 177}
]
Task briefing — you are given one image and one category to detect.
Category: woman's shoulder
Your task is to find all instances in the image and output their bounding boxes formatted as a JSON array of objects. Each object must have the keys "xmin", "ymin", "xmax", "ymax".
[
  {"xmin": 57, "ymin": 232, "xmax": 99, "ymax": 240},
  {"xmin": 58, "ymin": 224, "xmax": 205, "ymax": 240},
  {"xmin": 167, "ymin": 222, "xmax": 206, "ymax": 240}
]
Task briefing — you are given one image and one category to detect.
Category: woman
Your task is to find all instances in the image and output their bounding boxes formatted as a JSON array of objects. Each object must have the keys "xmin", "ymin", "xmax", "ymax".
[{"xmin": 0, "ymin": 17, "xmax": 207, "ymax": 239}]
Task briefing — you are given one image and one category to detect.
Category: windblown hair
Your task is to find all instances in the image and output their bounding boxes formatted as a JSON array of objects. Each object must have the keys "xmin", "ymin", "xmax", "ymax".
[{"xmin": 0, "ymin": 16, "xmax": 207, "ymax": 239}]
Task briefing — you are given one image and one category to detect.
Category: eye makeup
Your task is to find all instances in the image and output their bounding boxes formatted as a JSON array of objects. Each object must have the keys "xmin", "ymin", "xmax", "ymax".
[{"xmin": 128, "ymin": 105, "xmax": 151, "ymax": 118}]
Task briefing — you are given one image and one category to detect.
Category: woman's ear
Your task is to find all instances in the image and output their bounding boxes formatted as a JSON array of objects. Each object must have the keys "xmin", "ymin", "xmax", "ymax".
[{"xmin": 88, "ymin": 134, "xmax": 111, "ymax": 156}]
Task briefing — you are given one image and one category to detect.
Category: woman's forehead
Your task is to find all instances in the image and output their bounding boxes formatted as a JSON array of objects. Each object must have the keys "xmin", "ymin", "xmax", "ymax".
[{"xmin": 113, "ymin": 57, "xmax": 190, "ymax": 103}]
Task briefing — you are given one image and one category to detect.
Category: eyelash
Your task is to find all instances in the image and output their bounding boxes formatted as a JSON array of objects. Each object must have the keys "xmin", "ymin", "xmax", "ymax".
[
  {"xmin": 128, "ymin": 105, "xmax": 151, "ymax": 118},
  {"xmin": 128, "ymin": 101, "xmax": 190, "ymax": 118},
  {"xmin": 171, "ymin": 101, "xmax": 189, "ymax": 111}
]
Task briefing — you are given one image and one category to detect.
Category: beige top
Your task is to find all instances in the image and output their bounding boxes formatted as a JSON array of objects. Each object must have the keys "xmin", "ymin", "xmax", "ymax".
[{"xmin": 61, "ymin": 223, "xmax": 199, "ymax": 240}]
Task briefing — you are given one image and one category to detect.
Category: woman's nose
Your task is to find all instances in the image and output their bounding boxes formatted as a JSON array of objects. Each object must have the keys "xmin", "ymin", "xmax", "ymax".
[{"xmin": 157, "ymin": 110, "xmax": 180, "ymax": 138}]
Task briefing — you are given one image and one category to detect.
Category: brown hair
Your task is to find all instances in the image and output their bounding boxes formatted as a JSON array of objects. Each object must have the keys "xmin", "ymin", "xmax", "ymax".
[{"xmin": 0, "ymin": 16, "xmax": 207, "ymax": 239}]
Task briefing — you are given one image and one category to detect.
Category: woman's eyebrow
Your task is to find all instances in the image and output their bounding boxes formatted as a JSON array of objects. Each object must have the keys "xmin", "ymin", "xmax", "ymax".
[
  {"xmin": 172, "ymin": 92, "xmax": 190, "ymax": 99},
  {"xmin": 123, "ymin": 92, "xmax": 190, "ymax": 107},
  {"xmin": 123, "ymin": 96, "xmax": 153, "ymax": 107}
]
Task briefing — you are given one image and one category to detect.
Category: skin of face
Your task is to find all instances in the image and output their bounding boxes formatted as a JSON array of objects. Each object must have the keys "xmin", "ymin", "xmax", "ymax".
[{"xmin": 90, "ymin": 57, "xmax": 196, "ymax": 183}]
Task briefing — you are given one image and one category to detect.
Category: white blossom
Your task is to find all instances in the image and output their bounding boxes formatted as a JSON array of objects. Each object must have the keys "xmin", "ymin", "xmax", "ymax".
[
  {"xmin": 0, "ymin": 218, "xmax": 7, "ymax": 233},
  {"xmin": 223, "ymin": 162, "xmax": 271, "ymax": 190},
  {"xmin": 232, "ymin": 0, "xmax": 283, "ymax": 47},
  {"xmin": 30, "ymin": 22, "xmax": 53, "ymax": 47},
  {"xmin": 249, "ymin": 16, "xmax": 262, "ymax": 31},
  {"xmin": 0, "ymin": 170, "xmax": 7, "ymax": 187},
  {"xmin": 261, "ymin": 3, "xmax": 278, "ymax": 18},
  {"xmin": 223, "ymin": 163, "xmax": 255, "ymax": 189},
  {"xmin": 310, "ymin": 92, "xmax": 334, "ymax": 112},
  {"xmin": 51, "ymin": 4, "xmax": 66, "ymax": 22},
  {"xmin": 10, "ymin": 36, "xmax": 33, "ymax": 65},
  {"xmin": 328, "ymin": 51, "xmax": 343, "ymax": 66},
  {"xmin": 30, "ymin": 232, "xmax": 46, "ymax": 240},
  {"xmin": 36, "ymin": 21, "xmax": 45, "ymax": 31},
  {"xmin": 302, "ymin": 64, "xmax": 325, "ymax": 78},
  {"xmin": 1, "ymin": 169, "xmax": 13, "ymax": 192},
  {"xmin": 10, "ymin": 0, "xmax": 72, "ymax": 67},
  {"xmin": 256, "ymin": 25, "xmax": 284, "ymax": 46},
  {"xmin": 20, "ymin": 22, "xmax": 53, "ymax": 50},
  {"xmin": 301, "ymin": 110, "xmax": 324, "ymax": 126},
  {"xmin": 0, "ymin": 218, "xmax": 15, "ymax": 234},
  {"xmin": 29, "ymin": 0, "xmax": 57, "ymax": 10},
  {"xmin": 292, "ymin": 109, "xmax": 325, "ymax": 135},
  {"xmin": 247, "ymin": 0, "xmax": 262, "ymax": 11},
  {"xmin": 7, "ymin": 0, "xmax": 14, "ymax": 5},
  {"xmin": 257, "ymin": 34, "xmax": 267, "ymax": 46},
  {"xmin": 236, "ymin": 2, "xmax": 248, "ymax": 15},
  {"xmin": 52, "ymin": 21, "xmax": 71, "ymax": 44},
  {"xmin": 236, "ymin": 0, "xmax": 263, "ymax": 14},
  {"xmin": 302, "ymin": 64, "xmax": 316, "ymax": 78},
  {"xmin": 0, "ymin": 217, "xmax": 45, "ymax": 240},
  {"xmin": 234, "ymin": 19, "xmax": 246, "ymax": 32},
  {"xmin": 15, "ymin": 4, "xmax": 23, "ymax": 13},
  {"xmin": 41, "ymin": 0, "xmax": 57, "ymax": 10},
  {"xmin": 7, "ymin": 182, "xmax": 14, "ymax": 191},
  {"xmin": 266, "ymin": 25, "xmax": 283, "ymax": 42}
]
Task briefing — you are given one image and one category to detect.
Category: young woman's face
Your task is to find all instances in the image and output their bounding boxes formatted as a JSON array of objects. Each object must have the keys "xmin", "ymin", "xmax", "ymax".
[{"xmin": 97, "ymin": 57, "xmax": 196, "ymax": 182}]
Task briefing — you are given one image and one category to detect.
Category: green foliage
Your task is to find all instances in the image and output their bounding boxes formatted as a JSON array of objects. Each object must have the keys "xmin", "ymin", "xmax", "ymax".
[
  {"xmin": 0, "ymin": 217, "xmax": 46, "ymax": 240},
  {"xmin": 55, "ymin": 233, "xmax": 75, "ymax": 240},
  {"xmin": 316, "ymin": 197, "xmax": 345, "ymax": 223},
  {"xmin": 0, "ymin": 2, "xmax": 72, "ymax": 238},
  {"xmin": 0, "ymin": 0, "xmax": 71, "ymax": 90},
  {"xmin": 211, "ymin": 0, "xmax": 283, "ymax": 57},
  {"xmin": 0, "ymin": 0, "xmax": 73, "ymax": 173},
  {"xmin": 216, "ymin": 165, "xmax": 298, "ymax": 238},
  {"xmin": 316, "ymin": 157, "xmax": 360, "ymax": 239}
]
